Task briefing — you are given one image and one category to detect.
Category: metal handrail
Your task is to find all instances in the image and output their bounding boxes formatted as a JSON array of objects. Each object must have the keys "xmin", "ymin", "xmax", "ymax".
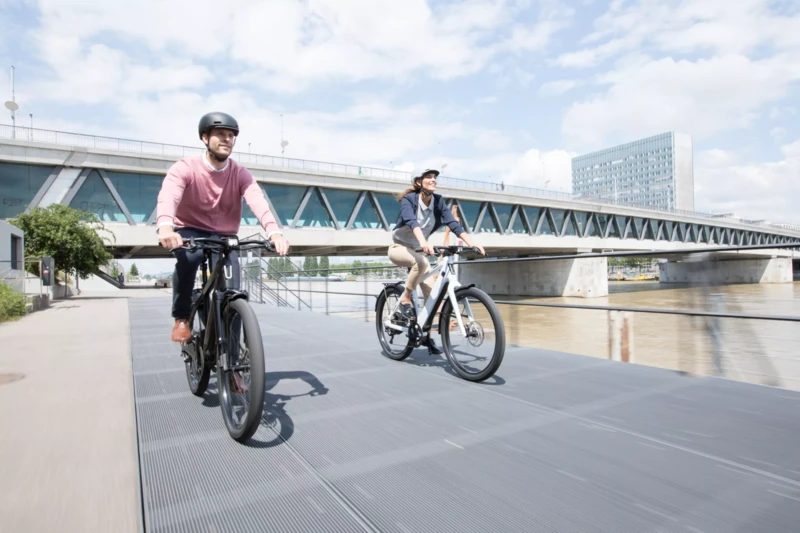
[
  {"xmin": 491, "ymin": 300, "xmax": 800, "ymax": 322},
  {"xmin": 244, "ymin": 253, "xmax": 800, "ymax": 388},
  {"xmin": 258, "ymin": 259, "xmax": 312, "ymax": 310},
  {"xmin": 2, "ymin": 122, "xmax": 798, "ymax": 232},
  {"xmin": 241, "ymin": 268, "xmax": 292, "ymax": 307}
]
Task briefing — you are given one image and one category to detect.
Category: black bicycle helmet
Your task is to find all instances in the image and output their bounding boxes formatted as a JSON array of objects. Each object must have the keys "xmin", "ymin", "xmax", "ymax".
[{"xmin": 198, "ymin": 112, "xmax": 240, "ymax": 140}]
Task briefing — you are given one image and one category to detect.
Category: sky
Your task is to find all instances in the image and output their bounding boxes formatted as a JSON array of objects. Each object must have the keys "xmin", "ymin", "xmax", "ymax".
[{"xmin": 2, "ymin": 0, "xmax": 799, "ymax": 274}]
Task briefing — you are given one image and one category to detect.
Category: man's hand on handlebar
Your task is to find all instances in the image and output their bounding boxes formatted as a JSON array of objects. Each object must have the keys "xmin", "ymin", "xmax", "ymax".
[
  {"xmin": 270, "ymin": 233, "xmax": 290, "ymax": 256},
  {"xmin": 158, "ymin": 226, "xmax": 183, "ymax": 251}
]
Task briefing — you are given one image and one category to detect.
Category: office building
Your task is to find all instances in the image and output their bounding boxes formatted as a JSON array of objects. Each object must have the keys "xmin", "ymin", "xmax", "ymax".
[{"xmin": 571, "ymin": 132, "xmax": 694, "ymax": 212}]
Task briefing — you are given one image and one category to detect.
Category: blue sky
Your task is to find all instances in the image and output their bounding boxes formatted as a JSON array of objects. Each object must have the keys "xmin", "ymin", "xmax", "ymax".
[{"xmin": 1, "ymin": 0, "xmax": 799, "ymax": 236}]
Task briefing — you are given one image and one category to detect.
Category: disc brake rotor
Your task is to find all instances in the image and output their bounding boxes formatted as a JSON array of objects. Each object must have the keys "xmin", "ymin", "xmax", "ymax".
[{"xmin": 466, "ymin": 321, "xmax": 485, "ymax": 347}]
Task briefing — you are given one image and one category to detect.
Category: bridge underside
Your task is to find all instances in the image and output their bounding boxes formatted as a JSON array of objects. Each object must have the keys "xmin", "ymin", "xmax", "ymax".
[
  {"xmin": 130, "ymin": 298, "xmax": 800, "ymax": 532},
  {"xmin": 104, "ymin": 224, "xmax": 798, "ymax": 260}
]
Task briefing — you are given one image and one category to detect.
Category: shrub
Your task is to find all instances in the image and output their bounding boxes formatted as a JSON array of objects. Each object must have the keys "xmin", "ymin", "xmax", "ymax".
[{"xmin": 0, "ymin": 282, "xmax": 27, "ymax": 322}]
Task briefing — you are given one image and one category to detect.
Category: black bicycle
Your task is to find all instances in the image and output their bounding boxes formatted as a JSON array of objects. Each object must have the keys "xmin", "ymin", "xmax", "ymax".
[{"xmin": 173, "ymin": 236, "xmax": 275, "ymax": 443}]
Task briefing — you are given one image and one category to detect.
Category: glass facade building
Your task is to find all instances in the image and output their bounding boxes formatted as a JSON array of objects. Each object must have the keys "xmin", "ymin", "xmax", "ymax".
[{"xmin": 571, "ymin": 132, "xmax": 694, "ymax": 212}]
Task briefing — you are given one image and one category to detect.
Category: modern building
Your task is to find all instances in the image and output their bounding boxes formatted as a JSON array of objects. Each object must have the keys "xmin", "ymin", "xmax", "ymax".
[
  {"xmin": 1, "ymin": 218, "xmax": 24, "ymax": 293},
  {"xmin": 571, "ymin": 132, "xmax": 694, "ymax": 212}
]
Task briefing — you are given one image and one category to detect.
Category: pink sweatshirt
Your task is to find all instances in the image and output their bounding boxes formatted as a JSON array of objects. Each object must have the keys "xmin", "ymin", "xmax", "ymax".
[{"xmin": 156, "ymin": 155, "xmax": 281, "ymax": 237}]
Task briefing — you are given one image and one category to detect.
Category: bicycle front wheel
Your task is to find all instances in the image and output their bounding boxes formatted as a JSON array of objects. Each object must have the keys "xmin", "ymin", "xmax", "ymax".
[
  {"xmin": 439, "ymin": 287, "xmax": 506, "ymax": 382},
  {"xmin": 218, "ymin": 298, "xmax": 266, "ymax": 443}
]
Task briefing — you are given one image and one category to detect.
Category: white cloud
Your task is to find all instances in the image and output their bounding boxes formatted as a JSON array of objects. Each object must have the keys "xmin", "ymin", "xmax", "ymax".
[
  {"xmin": 562, "ymin": 54, "xmax": 800, "ymax": 148},
  {"xmin": 503, "ymin": 5, "xmax": 574, "ymax": 53},
  {"xmin": 557, "ymin": 0, "xmax": 800, "ymax": 69},
  {"xmin": 435, "ymin": 148, "xmax": 575, "ymax": 192},
  {"xmin": 393, "ymin": 162, "xmax": 416, "ymax": 173},
  {"xmin": 538, "ymin": 79, "xmax": 581, "ymax": 95},
  {"xmin": 471, "ymin": 130, "xmax": 512, "ymax": 152},
  {"xmin": 476, "ymin": 96, "xmax": 498, "ymax": 104},
  {"xmin": 34, "ymin": 0, "xmax": 232, "ymax": 55},
  {"xmin": 29, "ymin": 0, "xmax": 568, "ymax": 94},
  {"xmin": 32, "ymin": 42, "xmax": 212, "ymax": 104},
  {"xmin": 771, "ymin": 127, "xmax": 787, "ymax": 142},
  {"xmin": 695, "ymin": 139, "xmax": 800, "ymax": 224}
]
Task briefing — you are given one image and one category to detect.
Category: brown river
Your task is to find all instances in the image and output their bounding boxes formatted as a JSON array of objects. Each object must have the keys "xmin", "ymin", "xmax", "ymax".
[{"xmin": 260, "ymin": 278, "xmax": 800, "ymax": 391}]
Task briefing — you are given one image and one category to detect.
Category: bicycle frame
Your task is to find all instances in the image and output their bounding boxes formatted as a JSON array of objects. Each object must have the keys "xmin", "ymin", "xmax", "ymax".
[
  {"xmin": 382, "ymin": 249, "xmax": 475, "ymax": 339},
  {"xmin": 183, "ymin": 237, "xmax": 262, "ymax": 373}
]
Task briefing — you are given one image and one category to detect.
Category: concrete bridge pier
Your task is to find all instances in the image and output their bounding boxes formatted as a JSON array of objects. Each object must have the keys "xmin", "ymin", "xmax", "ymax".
[
  {"xmin": 459, "ymin": 256, "xmax": 609, "ymax": 298},
  {"xmin": 659, "ymin": 257, "xmax": 793, "ymax": 284}
]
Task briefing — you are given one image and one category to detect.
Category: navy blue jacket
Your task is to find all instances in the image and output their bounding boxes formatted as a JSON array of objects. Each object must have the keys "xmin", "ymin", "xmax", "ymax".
[{"xmin": 393, "ymin": 192, "xmax": 465, "ymax": 237}]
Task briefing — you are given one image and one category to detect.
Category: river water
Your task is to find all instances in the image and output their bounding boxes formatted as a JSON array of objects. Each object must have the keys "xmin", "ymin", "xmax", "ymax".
[{"xmin": 260, "ymin": 277, "xmax": 800, "ymax": 391}]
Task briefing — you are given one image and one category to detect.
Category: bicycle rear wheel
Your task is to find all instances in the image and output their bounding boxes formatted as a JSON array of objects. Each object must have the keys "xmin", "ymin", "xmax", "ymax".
[
  {"xmin": 375, "ymin": 284, "xmax": 414, "ymax": 361},
  {"xmin": 439, "ymin": 287, "xmax": 506, "ymax": 382},
  {"xmin": 183, "ymin": 289, "xmax": 210, "ymax": 396},
  {"xmin": 218, "ymin": 298, "xmax": 266, "ymax": 443}
]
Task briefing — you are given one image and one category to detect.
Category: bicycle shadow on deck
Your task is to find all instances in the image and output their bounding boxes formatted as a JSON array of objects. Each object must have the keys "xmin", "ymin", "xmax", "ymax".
[
  {"xmin": 200, "ymin": 370, "xmax": 329, "ymax": 448},
  {"xmin": 400, "ymin": 344, "xmax": 507, "ymax": 386}
]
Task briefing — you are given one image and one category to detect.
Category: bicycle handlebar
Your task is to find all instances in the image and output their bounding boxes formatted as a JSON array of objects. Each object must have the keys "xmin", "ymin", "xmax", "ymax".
[
  {"xmin": 168, "ymin": 236, "xmax": 276, "ymax": 254},
  {"xmin": 414, "ymin": 245, "xmax": 480, "ymax": 256}
]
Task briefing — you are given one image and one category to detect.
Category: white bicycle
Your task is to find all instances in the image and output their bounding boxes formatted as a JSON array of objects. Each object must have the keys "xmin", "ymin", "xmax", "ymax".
[{"xmin": 375, "ymin": 245, "xmax": 506, "ymax": 382}]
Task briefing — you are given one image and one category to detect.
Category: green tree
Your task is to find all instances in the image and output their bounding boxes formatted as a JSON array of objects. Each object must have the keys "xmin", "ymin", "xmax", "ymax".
[
  {"xmin": 10, "ymin": 204, "xmax": 114, "ymax": 280},
  {"xmin": 319, "ymin": 256, "xmax": 330, "ymax": 277},
  {"xmin": 129, "ymin": 263, "xmax": 139, "ymax": 278}
]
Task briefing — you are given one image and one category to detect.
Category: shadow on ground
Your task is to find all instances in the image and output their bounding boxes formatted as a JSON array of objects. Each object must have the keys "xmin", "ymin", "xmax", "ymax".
[
  {"xmin": 199, "ymin": 370, "xmax": 329, "ymax": 448},
  {"xmin": 399, "ymin": 347, "xmax": 507, "ymax": 386}
]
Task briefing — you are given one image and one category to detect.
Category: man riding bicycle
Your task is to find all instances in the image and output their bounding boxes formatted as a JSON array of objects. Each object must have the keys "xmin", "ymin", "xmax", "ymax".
[
  {"xmin": 155, "ymin": 111, "xmax": 290, "ymax": 343},
  {"xmin": 388, "ymin": 169, "xmax": 485, "ymax": 354}
]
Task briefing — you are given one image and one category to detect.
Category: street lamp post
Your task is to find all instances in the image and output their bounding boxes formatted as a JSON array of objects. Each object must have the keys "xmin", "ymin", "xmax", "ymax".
[{"xmin": 4, "ymin": 65, "xmax": 19, "ymax": 139}]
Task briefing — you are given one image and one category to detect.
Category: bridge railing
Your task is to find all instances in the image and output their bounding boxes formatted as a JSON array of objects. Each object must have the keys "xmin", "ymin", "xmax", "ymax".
[
  {"xmin": 246, "ymin": 242, "xmax": 800, "ymax": 390},
  {"xmin": 2, "ymin": 123, "xmax": 796, "ymax": 232}
]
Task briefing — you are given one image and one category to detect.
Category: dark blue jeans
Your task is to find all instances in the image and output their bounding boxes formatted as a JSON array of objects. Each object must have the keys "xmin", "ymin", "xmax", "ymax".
[{"xmin": 172, "ymin": 227, "xmax": 241, "ymax": 319}]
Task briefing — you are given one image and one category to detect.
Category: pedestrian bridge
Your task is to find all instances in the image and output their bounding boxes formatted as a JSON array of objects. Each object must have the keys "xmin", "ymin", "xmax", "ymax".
[
  {"xmin": 127, "ymin": 296, "xmax": 800, "ymax": 533},
  {"xmin": 2, "ymin": 128, "xmax": 800, "ymax": 260}
]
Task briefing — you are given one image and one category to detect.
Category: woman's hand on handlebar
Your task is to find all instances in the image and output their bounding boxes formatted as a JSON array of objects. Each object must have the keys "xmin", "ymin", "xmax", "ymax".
[
  {"xmin": 158, "ymin": 226, "xmax": 183, "ymax": 251},
  {"xmin": 419, "ymin": 240, "xmax": 436, "ymax": 256},
  {"xmin": 472, "ymin": 244, "xmax": 486, "ymax": 256}
]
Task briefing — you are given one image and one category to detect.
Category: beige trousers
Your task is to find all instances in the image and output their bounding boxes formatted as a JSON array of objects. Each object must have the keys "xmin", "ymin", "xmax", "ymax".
[{"xmin": 388, "ymin": 243, "xmax": 435, "ymax": 300}]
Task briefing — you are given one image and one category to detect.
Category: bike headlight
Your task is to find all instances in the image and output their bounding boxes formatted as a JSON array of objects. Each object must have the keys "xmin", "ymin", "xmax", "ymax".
[{"xmin": 227, "ymin": 237, "xmax": 239, "ymax": 247}]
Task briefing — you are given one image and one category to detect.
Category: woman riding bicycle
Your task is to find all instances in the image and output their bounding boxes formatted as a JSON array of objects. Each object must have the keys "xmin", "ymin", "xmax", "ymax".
[{"xmin": 388, "ymin": 169, "xmax": 486, "ymax": 353}]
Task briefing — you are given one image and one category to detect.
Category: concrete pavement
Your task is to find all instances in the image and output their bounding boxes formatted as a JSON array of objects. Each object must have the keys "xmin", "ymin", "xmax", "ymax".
[{"xmin": 0, "ymin": 294, "xmax": 145, "ymax": 533}]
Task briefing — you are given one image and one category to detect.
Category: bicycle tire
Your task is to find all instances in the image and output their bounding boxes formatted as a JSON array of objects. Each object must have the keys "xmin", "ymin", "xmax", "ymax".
[
  {"xmin": 439, "ymin": 287, "xmax": 506, "ymax": 382},
  {"xmin": 218, "ymin": 298, "xmax": 266, "ymax": 443},
  {"xmin": 375, "ymin": 285, "xmax": 414, "ymax": 361},
  {"xmin": 184, "ymin": 290, "xmax": 210, "ymax": 396}
]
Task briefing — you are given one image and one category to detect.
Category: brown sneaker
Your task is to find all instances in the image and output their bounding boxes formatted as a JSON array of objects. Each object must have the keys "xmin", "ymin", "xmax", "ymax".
[{"xmin": 171, "ymin": 319, "xmax": 191, "ymax": 343}]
